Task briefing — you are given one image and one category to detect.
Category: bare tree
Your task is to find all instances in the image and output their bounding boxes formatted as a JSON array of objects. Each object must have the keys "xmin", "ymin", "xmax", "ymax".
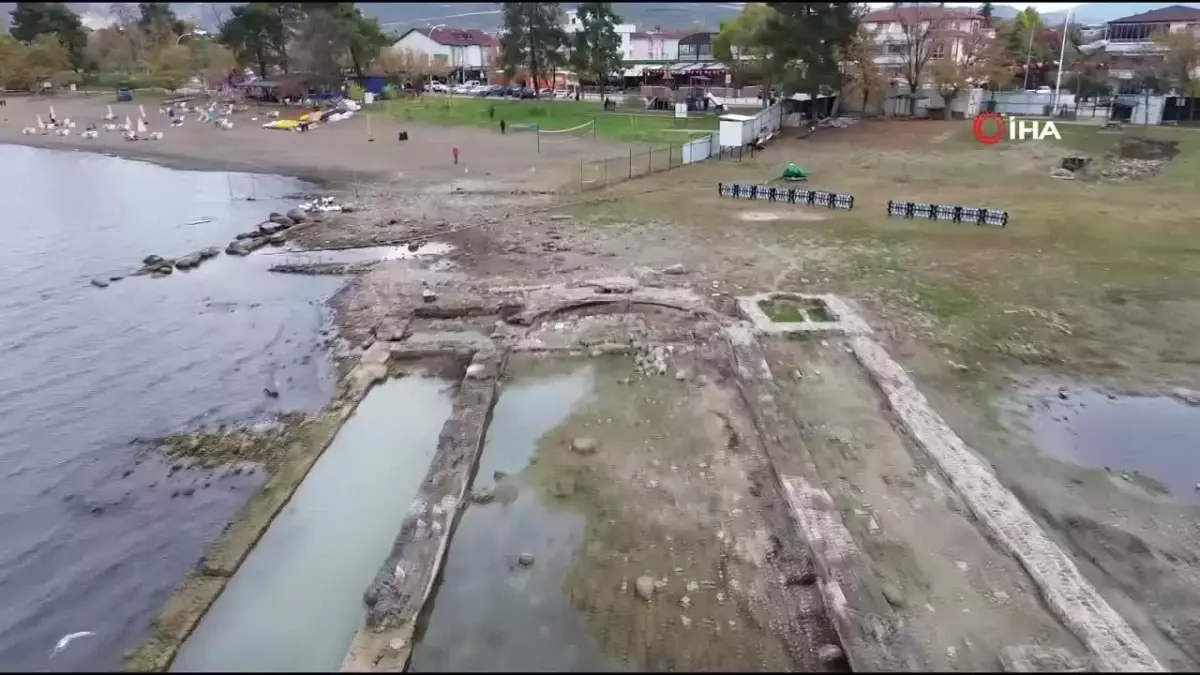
[
  {"xmin": 842, "ymin": 25, "xmax": 889, "ymax": 114},
  {"xmin": 892, "ymin": 2, "xmax": 952, "ymax": 114},
  {"xmin": 931, "ymin": 29, "xmax": 1010, "ymax": 118},
  {"xmin": 1153, "ymin": 30, "xmax": 1200, "ymax": 96}
]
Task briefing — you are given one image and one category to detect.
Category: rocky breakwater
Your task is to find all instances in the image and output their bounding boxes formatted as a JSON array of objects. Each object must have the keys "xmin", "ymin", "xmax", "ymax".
[
  {"xmin": 225, "ymin": 208, "xmax": 309, "ymax": 256},
  {"xmin": 136, "ymin": 249, "xmax": 222, "ymax": 278}
]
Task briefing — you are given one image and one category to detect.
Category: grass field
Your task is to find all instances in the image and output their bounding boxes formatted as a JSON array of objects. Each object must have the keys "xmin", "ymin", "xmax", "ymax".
[
  {"xmin": 570, "ymin": 120, "xmax": 1200, "ymax": 389},
  {"xmin": 380, "ymin": 96, "xmax": 720, "ymax": 144}
]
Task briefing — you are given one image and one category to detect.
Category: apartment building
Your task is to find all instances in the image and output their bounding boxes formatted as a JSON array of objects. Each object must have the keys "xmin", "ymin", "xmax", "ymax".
[
  {"xmin": 563, "ymin": 8, "xmax": 638, "ymax": 61},
  {"xmin": 391, "ymin": 28, "xmax": 498, "ymax": 81},
  {"xmin": 861, "ymin": 6, "xmax": 991, "ymax": 83},
  {"xmin": 1083, "ymin": 5, "xmax": 1200, "ymax": 92}
]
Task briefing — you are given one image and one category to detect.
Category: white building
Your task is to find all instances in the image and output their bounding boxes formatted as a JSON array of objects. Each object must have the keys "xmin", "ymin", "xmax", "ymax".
[
  {"xmin": 563, "ymin": 8, "xmax": 637, "ymax": 61},
  {"xmin": 391, "ymin": 28, "xmax": 498, "ymax": 71},
  {"xmin": 628, "ymin": 29, "xmax": 697, "ymax": 61},
  {"xmin": 861, "ymin": 6, "xmax": 992, "ymax": 83},
  {"xmin": 1080, "ymin": 5, "xmax": 1200, "ymax": 92}
]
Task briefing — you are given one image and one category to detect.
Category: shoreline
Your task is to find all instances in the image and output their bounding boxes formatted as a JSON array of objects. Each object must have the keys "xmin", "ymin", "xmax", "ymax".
[{"xmin": 0, "ymin": 136, "xmax": 360, "ymax": 190}]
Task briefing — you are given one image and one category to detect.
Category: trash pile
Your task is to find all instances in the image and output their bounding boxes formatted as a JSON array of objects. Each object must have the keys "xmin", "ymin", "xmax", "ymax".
[
  {"xmin": 818, "ymin": 116, "xmax": 859, "ymax": 128},
  {"xmin": 262, "ymin": 98, "xmax": 362, "ymax": 131},
  {"xmin": 1099, "ymin": 158, "xmax": 1166, "ymax": 181},
  {"xmin": 297, "ymin": 196, "xmax": 344, "ymax": 213}
]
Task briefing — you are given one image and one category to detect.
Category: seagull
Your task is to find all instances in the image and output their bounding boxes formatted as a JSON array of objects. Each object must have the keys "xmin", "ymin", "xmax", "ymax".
[{"xmin": 50, "ymin": 631, "xmax": 95, "ymax": 657}]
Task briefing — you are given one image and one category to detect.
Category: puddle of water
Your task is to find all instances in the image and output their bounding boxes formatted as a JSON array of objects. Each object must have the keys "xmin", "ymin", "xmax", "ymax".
[
  {"xmin": 254, "ymin": 242, "xmax": 454, "ymax": 267},
  {"xmin": 1001, "ymin": 381, "xmax": 1200, "ymax": 504},
  {"xmin": 171, "ymin": 377, "xmax": 455, "ymax": 672},
  {"xmin": 409, "ymin": 363, "xmax": 624, "ymax": 673}
]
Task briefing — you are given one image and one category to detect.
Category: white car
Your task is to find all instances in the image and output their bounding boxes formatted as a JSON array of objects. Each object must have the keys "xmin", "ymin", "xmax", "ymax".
[
  {"xmin": 451, "ymin": 84, "xmax": 471, "ymax": 95},
  {"xmin": 426, "ymin": 82, "xmax": 448, "ymax": 93}
]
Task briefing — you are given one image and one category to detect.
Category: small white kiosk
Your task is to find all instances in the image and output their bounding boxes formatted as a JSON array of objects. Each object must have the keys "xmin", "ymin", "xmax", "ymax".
[{"xmin": 718, "ymin": 113, "xmax": 755, "ymax": 148}]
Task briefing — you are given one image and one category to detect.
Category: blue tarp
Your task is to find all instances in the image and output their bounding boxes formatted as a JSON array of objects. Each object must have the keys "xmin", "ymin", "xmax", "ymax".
[{"xmin": 358, "ymin": 76, "xmax": 387, "ymax": 95}]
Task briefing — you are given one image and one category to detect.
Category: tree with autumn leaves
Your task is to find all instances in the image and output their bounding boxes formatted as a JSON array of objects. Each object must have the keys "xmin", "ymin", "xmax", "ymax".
[{"xmin": 931, "ymin": 30, "xmax": 1012, "ymax": 118}]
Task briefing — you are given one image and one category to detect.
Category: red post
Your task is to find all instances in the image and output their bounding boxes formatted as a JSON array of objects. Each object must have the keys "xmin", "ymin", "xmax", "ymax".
[{"xmin": 452, "ymin": 146, "xmax": 460, "ymax": 165}]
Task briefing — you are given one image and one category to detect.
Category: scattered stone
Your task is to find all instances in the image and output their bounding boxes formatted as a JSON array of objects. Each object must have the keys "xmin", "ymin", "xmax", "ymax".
[
  {"xmin": 422, "ymin": 288, "xmax": 437, "ymax": 303},
  {"xmin": 91, "ymin": 278, "xmax": 109, "ymax": 288},
  {"xmin": 465, "ymin": 363, "xmax": 487, "ymax": 379},
  {"xmin": 674, "ymin": 368, "xmax": 690, "ymax": 381},
  {"xmin": 954, "ymin": 560, "xmax": 969, "ymax": 572},
  {"xmin": 286, "ymin": 208, "xmax": 308, "ymax": 223},
  {"xmin": 472, "ymin": 488, "xmax": 494, "ymax": 504},
  {"xmin": 181, "ymin": 487, "xmax": 195, "ymax": 497},
  {"xmin": 109, "ymin": 275, "xmax": 124, "ymax": 282},
  {"xmin": 1049, "ymin": 167, "xmax": 1076, "ymax": 180},
  {"xmin": 679, "ymin": 595, "xmax": 692, "ymax": 609},
  {"xmin": 407, "ymin": 241, "xmax": 421, "ymax": 252},
  {"xmin": 685, "ymin": 580, "xmax": 699, "ymax": 593},
  {"xmin": 518, "ymin": 553, "xmax": 535, "ymax": 567},
  {"xmin": 1057, "ymin": 388, "xmax": 1069, "ymax": 400},
  {"xmin": 548, "ymin": 214, "xmax": 574, "ymax": 221},
  {"xmin": 264, "ymin": 387, "xmax": 279, "ymax": 398},
  {"xmin": 881, "ymin": 582, "xmax": 905, "ymax": 608},
  {"xmin": 550, "ymin": 476, "xmax": 576, "ymax": 498},
  {"xmin": 635, "ymin": 575, "xmax": 656, "ymax": 600},
  {"xmin": 818, "ymin": 644, "xmax": 845, "ymax": 664},
  {"xmin": 269, "ymin": 213, "xmax": 295, "ymax": 227},
  {"xmin": 662, "ymin": 264, "xmax": 687, "ymax": 275},
  {"xmin": 268, "ymin": 233, "xmax": 287, "ymax": 245},
  {"xmin": 142, "ymin": 254, "xmax": 164, "ymax": 266},
  {"xmin": 175, "ymin": 252, "xmax": 203, "ymax": 269},
  {"xmin": 571, "ymin": 437, "xmax": 598, "ymax": 455}
]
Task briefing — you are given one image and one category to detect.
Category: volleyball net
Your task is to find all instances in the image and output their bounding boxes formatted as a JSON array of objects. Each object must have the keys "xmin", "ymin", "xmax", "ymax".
[{"xmin": 535, "ymin": 119, "xmax": 595, "ymax": 142}]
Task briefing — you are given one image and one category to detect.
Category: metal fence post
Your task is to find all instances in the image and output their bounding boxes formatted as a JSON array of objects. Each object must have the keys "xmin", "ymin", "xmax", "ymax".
[
  {"xmin": 536, "ymin": 124, "xmax": 540, "ymax": 153},
  {"xmin": 668, "ymin": 143, "xmax": 673, "ymax": 169},
  {"xmin": 629, "ymin": 148, "xmax": 633, "ymax": 178},
  {"xmin": 580, "ymin": 157, "xmax": 584, "ymax": 190},
  {"xmin": 648, "ymin": 146, "xmax": 652, "ymax": 174},
  {"xmin": 603, "ymin": 157, "xmax": 608, "ymax": 186}
]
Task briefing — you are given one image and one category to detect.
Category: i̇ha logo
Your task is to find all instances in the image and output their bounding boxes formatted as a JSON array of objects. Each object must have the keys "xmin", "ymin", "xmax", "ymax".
[{"xmin": 973, "ymin": 112, "xmax": 1062, "ymax": 145}]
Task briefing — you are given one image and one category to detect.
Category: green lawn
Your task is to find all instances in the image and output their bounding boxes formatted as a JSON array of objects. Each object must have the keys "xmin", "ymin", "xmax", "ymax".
[{"xmin": 379, "ymin": 96, "xmax": 720, "ymax": 144}]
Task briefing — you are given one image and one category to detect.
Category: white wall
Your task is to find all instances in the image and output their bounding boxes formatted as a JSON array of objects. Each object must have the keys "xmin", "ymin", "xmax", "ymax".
[{"xmin": 393, "ymin": 31, "xmax": 450, "ymax": 61}]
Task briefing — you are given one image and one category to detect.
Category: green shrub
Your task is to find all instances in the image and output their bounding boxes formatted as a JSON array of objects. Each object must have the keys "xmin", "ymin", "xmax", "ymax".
[{"xmin": 348, "ymin": 83, "xmax": 365, "ymax": 101}]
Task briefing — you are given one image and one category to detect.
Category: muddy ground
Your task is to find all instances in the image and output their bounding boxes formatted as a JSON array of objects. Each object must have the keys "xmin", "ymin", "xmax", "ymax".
[{"xmin": 50, "ymin": 96, "xmax": 1195, "ymax": 671}]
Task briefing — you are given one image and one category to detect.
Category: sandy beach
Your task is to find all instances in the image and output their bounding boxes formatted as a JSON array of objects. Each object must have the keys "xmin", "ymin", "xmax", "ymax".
[{"xmin": 0, "ymin": 93, "xmax": 618, "ymax": 188}]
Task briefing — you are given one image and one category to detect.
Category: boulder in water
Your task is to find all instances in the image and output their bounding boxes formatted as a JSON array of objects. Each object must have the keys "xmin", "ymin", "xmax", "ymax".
[
  {"xmin": 175, "ymin": 252, "xmax": 203, "ymax": 269},
  {"xmin": 199, "ymin": 247, "xmax": 221, "ymax": 260},
  {"xmin": 91, "ymin": 278, "xmax": 109, "ymax": 288},
  {"xmin": 268, "ymin": 214, "xmax": 295, "ymax": 227},
  {"xmin": 268, "ymin": 233, "xmax": 287, "ymax": 245},
  {"xmin": 258, "ymin": 221, "xmax": 281, "ymax": 235},
  {"xmin": 286, "ymin": 208, "xmax": 308, "ymax": 223},
  {"xmin": 142, "ymin": 254, "xmax": 164, "ymax": 266}
]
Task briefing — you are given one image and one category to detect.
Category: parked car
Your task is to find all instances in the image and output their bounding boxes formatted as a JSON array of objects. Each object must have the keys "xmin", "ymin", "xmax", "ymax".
[
  {"xmin": 451, "ymin": 84, "xmax": 471, "ymax": 95},
  {"xmin": 486, "ymin": 84, "xmax": 506, "ymax": 96},
  {"xmin": 469, "ymin": 85, "xmax": 490, "ymax": 97},
  {"xmin": 116, "ymin": 84, "xmax": 134, "ymax": 102},
  {"xmin": 518, "ymin": 87, "xmax": 538, "ymax": 100},
  {"xmin": 426, "ymin": 82, "xmax": 448, "ymax": 93}
]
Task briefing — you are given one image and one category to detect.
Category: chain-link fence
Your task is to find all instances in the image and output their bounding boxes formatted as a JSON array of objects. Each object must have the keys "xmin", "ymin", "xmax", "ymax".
[{"xmin": 571, "ymin": 138, "xmax": 752, "ymax": 192}]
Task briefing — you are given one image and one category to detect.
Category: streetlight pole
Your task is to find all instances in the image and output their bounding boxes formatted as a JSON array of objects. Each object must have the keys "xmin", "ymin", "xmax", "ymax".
[
  {"xmin": 428, "ymin": 24, "xmax": 450, "ymax": 87},
  {"xmin": 1052, "ymin": 7, "xmax": 1074, "ymax": 117}
]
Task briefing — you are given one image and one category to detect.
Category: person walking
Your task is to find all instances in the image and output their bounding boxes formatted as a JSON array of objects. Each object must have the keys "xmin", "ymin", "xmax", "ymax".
[
  {"xmin": 500, "ymin": 119, "xmax": 507, "ymax": 135},
  {"xmin": 452, "ymin": 146, "xmax": 460, "ymax": 165}
]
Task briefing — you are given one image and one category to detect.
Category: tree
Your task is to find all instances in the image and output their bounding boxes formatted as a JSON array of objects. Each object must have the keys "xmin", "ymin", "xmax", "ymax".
[
  {"xmin": 842, "ymin": 25, "xmax": 889, "ymax": 114},
  {"xmin": 219, "ymin": 3, "xmax": 280, "ymax": 77},
  {"xmin": 137, "ymin": 2, "xmax": 185, "ymax": 38},
  {"xmin": 292, "ymin": 5, "xmax": 344, "ymax": 87},
  {"xmin": 763, "ymin": 2, "xmax": 859, "ymax": 109},
  {"xmin": 149, "ymin": 43, "xmax": 192, "ymax": 89},
  {"xmin": 377, "ymin": 47, "xmax": 450, "ymax": 85},
  {"xmin": 187, "ymin": 38, "xmax": 237, "ymax": 86},
  {"xmin": 888, "ymin": 3, "xmax": 951, "ymax": 114},
  {"xmin": 22, "ymin": 34, "xmax": 75, "ymax": 89},
  {"xmin": 979, "ymin": 1, "xmax": 994, "ymax": 27},
  {"xmin": 501, "ymin": 2, "xmax": 567, "ymax": 90},
  {"xmin": 713, "ymin": 3, "xmax": 777, "ymax": 98},
  {"xmin": 1153, "ymin": 30, "xmax": 1200, "ymax": 96},
  {"xmin": 931, "ymin": 31, "xmax": 1009, "ymax": 118},
  {"xmin": 85, "ymin": 27, "xmax": 142, "ymax": 73},
  {"xmin": 333, "ymin": 3, "xmax": 391, "ymax": 79},
  {"xmin": 569, "ymin": 2, "xmax": 623, "ymax": 92},
  {"xmin": 8, "ymin": 2, "xmax": 87, "ymax": 69}
]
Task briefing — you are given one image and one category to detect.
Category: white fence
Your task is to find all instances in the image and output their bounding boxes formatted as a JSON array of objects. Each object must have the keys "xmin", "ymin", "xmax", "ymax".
[{"xmin": 681, "ymin": 133, "xmax": 715, "ymax": 165}]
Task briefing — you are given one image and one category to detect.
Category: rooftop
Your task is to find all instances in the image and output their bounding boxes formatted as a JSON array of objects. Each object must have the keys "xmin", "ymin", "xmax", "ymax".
[
  {"xmin": 401, "ymin": 27, "xmax": 498, "ymax": 47},
  {"xmin": 1108, "ymin": 4, "xmax": 1200, "ymax": 25},
  {"xmin": 863, "ymin": 5, "xmax": 982, "ymax": 23}
]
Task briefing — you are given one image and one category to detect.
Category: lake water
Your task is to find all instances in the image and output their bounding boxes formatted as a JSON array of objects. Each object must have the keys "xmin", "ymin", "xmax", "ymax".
[{"xmin": 0, "ymin": 144, "xmax": 341, "ymax": 671}]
